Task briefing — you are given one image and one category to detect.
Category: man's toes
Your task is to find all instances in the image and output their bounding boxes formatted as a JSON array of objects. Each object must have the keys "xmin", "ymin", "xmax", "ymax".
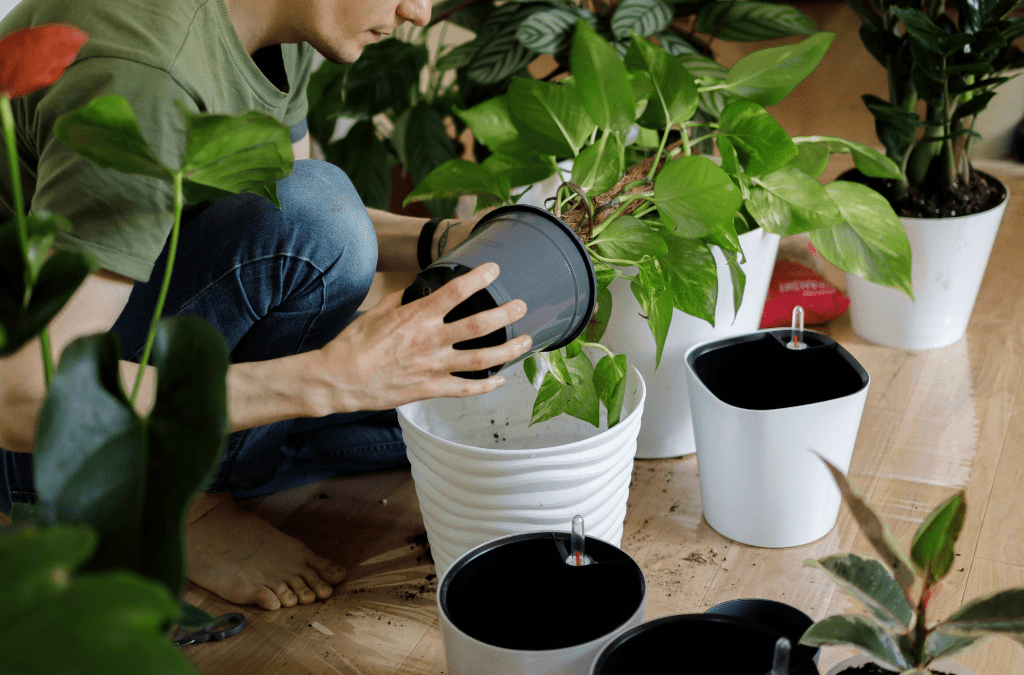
[
  {"xmin": 287, "ymin": 576, "xmax": 317, "ymax": 604},
  {"xmin": 300, "ymin": 570, "xmax": 336, "ymax": 600},
  {"xmin": 310, "ymin": 557, "xmax": 347, "ymax": 585},
  {"xmin": 254, "ymin": 586, "xmax": 282, "ymax": 611},
  {"xmin": 273, "ymin": 582, "xmax": 299, "ymax": 608}
]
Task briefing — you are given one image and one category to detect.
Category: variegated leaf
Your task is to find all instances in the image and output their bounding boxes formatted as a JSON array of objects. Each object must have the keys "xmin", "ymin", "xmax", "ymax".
[{"xmin": 611, "ymin": 0, "xmax": 674, "ymax": 39}]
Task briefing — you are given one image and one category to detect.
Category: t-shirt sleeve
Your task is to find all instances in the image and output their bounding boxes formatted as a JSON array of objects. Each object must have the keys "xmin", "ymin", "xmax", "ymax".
[
  {"xmin": 32, "ymin": 58, "xmax": 198, "ymax": 282},
  {"xmin": 282, "ymin": 42, "xmax": 314, "ymax": 131}
]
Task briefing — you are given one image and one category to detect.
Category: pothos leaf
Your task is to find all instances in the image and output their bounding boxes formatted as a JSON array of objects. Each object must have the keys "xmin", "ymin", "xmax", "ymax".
[
  {"xmin": 595, "ymin": 354, "xmax": 628, "ymax": 427},
  {"xmin": 530, "ymin": 351, "xmax": 599, "ymax": 427}
]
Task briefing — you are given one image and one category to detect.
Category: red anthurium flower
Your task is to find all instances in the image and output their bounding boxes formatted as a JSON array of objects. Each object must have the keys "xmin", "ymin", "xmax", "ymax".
[{"xmin": 0, "ymin": 24, "xmax": 88, "ymax": 99}]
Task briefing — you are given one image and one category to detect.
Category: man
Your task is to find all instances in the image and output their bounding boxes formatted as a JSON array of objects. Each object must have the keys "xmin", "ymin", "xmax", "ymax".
[{"xmin": 0, "ymin": 0, "xmax": 530, "ymax": 611}]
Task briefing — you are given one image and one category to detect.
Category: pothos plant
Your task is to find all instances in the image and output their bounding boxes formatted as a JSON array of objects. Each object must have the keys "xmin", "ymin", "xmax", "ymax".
[
  {"xmin": 306, "ymin": 0, "xmax": 823, "ymax": 216},
  {"xmin": 800, "ymin": 456, "xmax": 1024, "ymax": 674},
  {"xmin": 405, "ymin": 20, "xmax": 914, "ymax": 429},
  {"xmin": 847, "ymin": 0, "xmax": 1024, "ymax": 215},
  {"xmin": 0, "ymin": 24, "xmax": 293, "ymax": 674}
]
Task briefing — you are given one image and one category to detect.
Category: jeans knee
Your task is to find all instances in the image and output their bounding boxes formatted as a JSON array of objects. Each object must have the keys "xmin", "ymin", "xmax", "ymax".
[{"xmin": 280, "ymin": 160, "xmax": 378, "ymax": 289}]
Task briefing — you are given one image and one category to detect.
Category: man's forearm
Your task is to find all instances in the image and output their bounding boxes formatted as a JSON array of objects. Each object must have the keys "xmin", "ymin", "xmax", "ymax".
[{"xmin": 367, "ymin": 208, "xmax": 472, "ymax": 272}]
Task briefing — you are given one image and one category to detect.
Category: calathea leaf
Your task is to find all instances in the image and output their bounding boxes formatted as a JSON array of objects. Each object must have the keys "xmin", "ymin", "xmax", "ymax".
[
  {"xmin": 530, "ymin": 351, "xmax": 600, "ymax": 427},
  {"xmin": 508, "ymin": 76, "xmax": 595, "ymax": 157},
  {"xmin": 654, "ymin": 155, "xmax": 741, "ymax": 238},
  {"xmin": 799, "ymin": 615, "xmax": 909, "ymax": 671},
  {"xmin": 724, "ymin": 32, "xmax": 834, "ymax": 106},
  {"xmin": 718, "ymin": 100, "xmax": 798, "ymax": 175},
  {"xmin": 611, "ymin": 0, "xmax": 673, "ymax": 39},
  {"xmin": 435, "ymin": 40, "xmax": 479, "ymax": 71},
  {"xmin": 807, "ymin": 181, "xmax": 913, "ymax": 298},
  {"xmin": 405, "ymin": 159, "xmax": 511, "ymax": 210},
  {"xmin": 570, "ymin": 19, "xmax": 636, "ymax": 132},
  {"xmin": 341, "ymin": 39, "xmax": 427, "ymax": 117},
  {"xmin": 910, "ymin": 491, "xmax": 966, "ymax": 584},
  {"xmin": 403, "ymin": 101, "xmax": 458, "ymax": 218},
  {"xmin": 516, "ymin": 7, "xmax": 586, "ymax": 55},
  {"xmin": 697, "ymin": 1, "xmax": 817, "ymax": 41},
  {"xmin": 745, "ymin": 167, "xmax": 844, "ymax": 235},
  {"xmin": 593, "ymin": 215, "xmax": 667, "ymax": 264},
  {"xmin": 595, "ymin": 354, "xmax": 628, "ymax": 427},
  {"xmin": 805, "ymin": 553, "xmax": 915, "ymax": 629},
  {"xmin": 324, "ymin": 120, "xmax": 393, "ymax": 211},
  {"xmin": 658, "ymin": 231, "xmax": 717, "ymax": 326},
  {"xmin": 467, "ymin": 7, "xmax": 541, "ymax": 85}
]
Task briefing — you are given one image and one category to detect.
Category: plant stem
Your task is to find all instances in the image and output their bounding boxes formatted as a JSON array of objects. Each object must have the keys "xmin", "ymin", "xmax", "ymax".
[
  {"xmin": 582, "ymin": 341, "xmax": 615, "ymax": 359},
  {"xmin": 589, "ymin": 192, "xmax": 653, "ymax": 238},
  {"xmin": 131, "ymin": 171, "xmax": 184, "ymax": 404}
]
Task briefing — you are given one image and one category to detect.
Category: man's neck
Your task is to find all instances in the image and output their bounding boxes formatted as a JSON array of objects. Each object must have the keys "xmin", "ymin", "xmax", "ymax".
[{"xmin": 223, "ymin": 0, "xmax": 294, "ymax": 55}]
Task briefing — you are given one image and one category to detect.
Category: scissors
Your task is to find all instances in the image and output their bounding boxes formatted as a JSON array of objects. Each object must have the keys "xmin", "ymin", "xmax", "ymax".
[{"xmin": 173, "ymin": 612, "xmax": 246, "ymax": 647}]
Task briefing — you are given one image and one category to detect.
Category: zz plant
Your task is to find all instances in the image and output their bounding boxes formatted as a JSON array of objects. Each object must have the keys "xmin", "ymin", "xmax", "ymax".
[
  {"xmin": 801, "ymin": 457, "xmax": 1024, "ymax": 673},
  {"xmin": 0, "ymin": 24, "xmax": 293, "ymax": 675},
  {"xmin": 406, "ymin": 21, "xmax": 914, "ymax": 428}
]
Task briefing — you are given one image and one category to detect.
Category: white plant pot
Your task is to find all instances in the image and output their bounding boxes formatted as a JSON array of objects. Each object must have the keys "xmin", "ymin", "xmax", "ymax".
[
  {"xmin": 397, "ymin": 361, "xmax": 646, "ymax": 577},
  {"xmin": 845, "ymin": 180, "xmax": 1009, "ymax": 350},
  {"xmin": 684, "ymin": 329, "xmax": 869, "ymax": 548},
  {"xmin": 600, "ymin": 227, "xmax": 781, "ymax": 458},
  {"xmin": 825, "ymin": 655, "xmax": 975, "ymax": 675}
]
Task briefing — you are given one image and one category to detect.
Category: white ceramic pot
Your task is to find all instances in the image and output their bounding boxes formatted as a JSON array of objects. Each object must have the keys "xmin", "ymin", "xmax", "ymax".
[
  {"xmin": 684, "ymin": 329, "xmax": 870, "ymax": 548},
  {"xmin": 600, "ymin": 227, "xmax": 781, "ymax": 458},
  {"xmin": 438, "ymin": 532, "xmax": 646, "ymax": 675},
  {"xmin": 397, "ymin": 360, "xmax": 646, "ymax": 576},
  {"xmin": 845, "ymin": 180, "xmax": 1009, "ymax": 350},
  {"xmin": 825, "ymin": 655, "xmax": 975, "ymax": 675}
]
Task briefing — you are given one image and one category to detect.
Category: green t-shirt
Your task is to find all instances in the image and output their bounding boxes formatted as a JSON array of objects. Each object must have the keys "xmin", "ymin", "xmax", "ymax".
[{"xmin": 0, "ymin": 0, "xmax": 313, "ymax": 281}]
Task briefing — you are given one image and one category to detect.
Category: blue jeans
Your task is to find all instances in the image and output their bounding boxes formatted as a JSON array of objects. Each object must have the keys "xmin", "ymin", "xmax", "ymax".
[{"xmin": 1, "ymin": 160, "xmax": 408, "ymax": 514}]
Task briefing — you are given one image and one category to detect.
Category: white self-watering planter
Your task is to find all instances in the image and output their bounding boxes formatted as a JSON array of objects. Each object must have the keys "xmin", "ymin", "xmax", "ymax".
[
  {"xmin": 600, "ymin": 227, "xmax": 780, "ymax": 458},
  {"xmin": 845, "ymin": 177, "xmax": 1009, "ymax": 350},
  {"xmin": 403, "ymin": 203, "xmax": 596, "ymax": 378},
  {"xmin": 398, "ymin": 360, "xmax": 646, "ymax": 576},
  {"xmin": 438, "ymin": 531, "xmax": 646, "ymax": 675},
  {"xmin": 684, "ymin": 329, "xmax": 869, "ymax": 548}
]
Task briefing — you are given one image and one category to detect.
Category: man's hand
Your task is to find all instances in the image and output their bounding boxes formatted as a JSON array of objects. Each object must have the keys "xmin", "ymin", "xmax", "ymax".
[{"xmin": 313, "ymin": 262, "xmax": 531, "ymax": 413}]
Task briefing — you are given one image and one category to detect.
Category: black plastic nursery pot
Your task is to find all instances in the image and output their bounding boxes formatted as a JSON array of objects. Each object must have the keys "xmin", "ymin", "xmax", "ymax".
[
  {"xmin": 591, "ymin": 608, "xmax": 820, "ymax": 675},
  {"xmin": 706, "ymin": 598, "xmax": 820, "ymax": 668},
  {"xmin": 402, "ymin": 204, "xmax": 597, "ymax": 379},
  {"xmin": 439, "ymin": 531, "xmax": 645, "ymax": 651}
]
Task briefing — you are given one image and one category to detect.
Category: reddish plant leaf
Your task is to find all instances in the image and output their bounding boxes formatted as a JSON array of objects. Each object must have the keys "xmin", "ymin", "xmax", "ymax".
[{"xmin": 0, "ymin": 25, "xmax": 88, "ymax": 99}]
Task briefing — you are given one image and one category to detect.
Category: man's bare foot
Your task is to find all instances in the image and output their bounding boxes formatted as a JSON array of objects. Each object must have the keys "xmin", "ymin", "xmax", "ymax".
[{"xmin": 185, "ymin": 493, "xmax": 346, "ymax": 611}]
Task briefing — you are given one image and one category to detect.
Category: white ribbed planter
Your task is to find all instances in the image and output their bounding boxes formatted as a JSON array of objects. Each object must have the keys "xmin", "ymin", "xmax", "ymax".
[
  {"xmin": 397, "ymin": 360, "xmax": 646, "ymax": 576},
  {"xmin": 600, "ymin": 227, "xmax": 780, "ymax": 458},
  {"xmin": 826, "ymin": 655, "xmax": 975, "ymax": 675},
  {"xmin": 845, "ymin": 178, "xmax": 1009, "ymax": 350}
]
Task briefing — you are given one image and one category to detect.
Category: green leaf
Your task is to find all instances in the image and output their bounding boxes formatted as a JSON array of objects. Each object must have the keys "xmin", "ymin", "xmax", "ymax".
[
  {"xmin": 523, "ymin": 354, "xmax": 539, "ymax": 385},
  {"xmin": 910, "ymin": 491, "xmax": 966, "ymax": 583},
  {"xmin": 0, "ymin": 570, "xmax": 197, "ymax": 675},
  {"xmin": 722, "ymin": 247, "xmax": 746, "ymax": 318},
  {"xmin": 660, "ymin": 231, "xmax": 717, "ymax": 326},
  {"xmin": 483, "ymin": 153, "xmax": 558, "ymax": 190},
  {"xmin": 52, "ymin": 94, "xmax": 173, "ymax": 181},
  {"xmin": 813, "ymin": 452, "xmax": 918, "ymax": 595},
  {"xmin": 324, "ymin": 120, "xmax": 393, "ymax": 211},
  {"xmin": 724, "ymin": 32, "xmax": 835, "ymax": 106},
  {"xmin": 140, "ymin": 317, "xmax": 229, "ymax": 598},
  {"xmin": 625, "ymin": 33, "xmax": 698, "ymax": 128},
  {"xmin": 178, "ymin": 601, "xmax": 219, "ymax": 631},
  {"xmin": 941, "ymin": 588, "xmax": 1024, "ymax": 639},
  {"xmin": 697, "ymin": 1, "xmax": 818, "ymax": 41},
  {"xmin": 789, "ymin": 142, "xmax": 831, "ymax": 178},
  {"xmin": 594, "ymin": 215, "xmax": 668, "ymax": 263},
  {"xmin": 805, "ymin": 553, "xmax": 915, "ymax": 629},
  {"xmin": 33, "ymin": 333, "xmax": 148, "ymax": 573},
  {"xmin": 631, "ymin": 264, "xmax": 674, "ymax": 368},
  {"xmin": 595, "ymin": 354, "xmax": 628, "ymax": 427},
  {"xmin": 564, "ymin": 334, "xmax": 584, "ymax": 359},
  {"xmin": 718, "ymin": 100, "xmax": 798, "ymax": 175},
  {"xmin": 611, "ymin": 0, "xmax": 673, "ymax": 39},
  {"xmin": 339, "ymin": 39, "xmax": 427, "ymax": 117},
  {"xmin": 584, "ymin": 285, "xmax": 613, "ymax": 343},
  {"xmin": 548, "ymin": 349, "xmax": 572, "ymax": 385},
  {"xmin": 923, "ymin": 631, "xmax": 985, "ymax": 662},
  {"xmin": 405, "ymin": 159, "xmax": 511, "ymax": 209},
  {"xmin": 454, "ymin": 96, "xmax": 520, "ymax": 153},
  {"xmin": 893, "ymin": 7, "xmax": 947, "ymax": 55},
  {"xmin": 799, "ymin": 615, "xmax": 909, "ymax": 671},
  {"xmin": 807, "ymin": 181, "xmax": 913, "ymax": 298},
  {"xmin": 403, "ymin": 101, "xmax": 458, "ymax": 218},
  {"xmin": 745, "ymin": 167, "xmax": 844, "ymax": 235},
  {"xmin": 0, "ymin": 524, "xmax": 96, "ymax": 625},
  {"xmin": 653, "ymin": 155, "xmax": 742, "ymax": 238},
  {"xmin": 530, "ymin": 351, "xmax": 600, "ymax": 426},
  {"xmin": 570, "ymin": 20, "xmax": 636, "ymax": 131},
  {"xmin": 467, "ymin": 18, "xmax": 538, "ymax": 85},
  {"xmin": 571, "ymin": 133, "xmax": 624, "ymax": 194},
  {"xmin": 508, "ymin": 77, "xmax": 596, "ymax": 157},
  {"xmin": 517, "ymin": 7, "xmax": 585, "ymax": 55},
  {"xmin": 180, "ymin": 106, "xmax": 293, "ymax": 208},
  {"xmin": 795, "ymin": 135, "xmax": 902, "ymax": 180}
]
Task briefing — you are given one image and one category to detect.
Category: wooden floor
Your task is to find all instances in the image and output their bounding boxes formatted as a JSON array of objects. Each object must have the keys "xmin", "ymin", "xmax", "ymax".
[{"xmin": 183, "ymin": 4, "xmax": 1024, "ymax": 674}]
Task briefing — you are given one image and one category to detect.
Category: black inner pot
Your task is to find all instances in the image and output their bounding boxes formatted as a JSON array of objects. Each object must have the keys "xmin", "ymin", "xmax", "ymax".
[
  {"xmin": 688, "ymin": 330, "xmax": 868, "ymax": 410},
  {"xmin": 591, "ymin": 613, "xmax": 819, "ymax": 675},
  {"xmin": 440, "ymin": 533, "xmax": 645, "ymax": 651}
]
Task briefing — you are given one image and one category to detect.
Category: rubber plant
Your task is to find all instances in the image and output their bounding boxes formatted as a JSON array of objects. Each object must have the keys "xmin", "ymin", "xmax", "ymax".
[
  {"xmin": 847, "ymin": 0, "xmax": 1024, "ymax": 215},
  {"xmin": 800, "ymin": 456, "xmax": 1024, "ymax": 674},
  {"xmin": 405, "ymin": 21, "xmax": 914, "ymax": 428},
  {"xmin": 306, "ymin": 0, "xmax": 823, "ymax": 216},
  {"xmin": 0, "ymin": 24, "xmax": 294, "ymax": 674}
]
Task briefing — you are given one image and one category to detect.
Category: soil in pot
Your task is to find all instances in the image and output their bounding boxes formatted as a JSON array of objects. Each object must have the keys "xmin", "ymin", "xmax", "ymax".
[
  {"xmin": 841, "ymin": 167, "xmax": 1007, "ymax": 218},
  {"xmin": 833, "ymin": 665, "xmax": 957, "ymax": 675}
]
